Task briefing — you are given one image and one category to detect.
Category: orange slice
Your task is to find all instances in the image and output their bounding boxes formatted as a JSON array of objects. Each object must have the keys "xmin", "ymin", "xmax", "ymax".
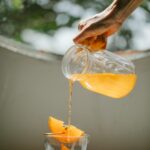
[
  {"xmin": 61, "ymin": 144, "xmax": 69, "ymax": 150},
  {"xmin": 48, "ymin": 117, "xmax": 84, "ymax": 143},
  {"xmin": 80, "ymin": 35, "xmax": 107, "ymax": 52}
]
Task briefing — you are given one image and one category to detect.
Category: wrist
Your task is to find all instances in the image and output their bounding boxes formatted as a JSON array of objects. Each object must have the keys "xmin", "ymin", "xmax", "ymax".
[{"xmin": 113, "ymin": 0, "xmax": 143, "ymax": 23}]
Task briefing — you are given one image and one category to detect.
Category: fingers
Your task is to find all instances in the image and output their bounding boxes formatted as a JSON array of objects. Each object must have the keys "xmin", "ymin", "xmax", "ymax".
[
  {"xmin": 73, "ymin": 24, "xmax": 107, "ymax": 44},
  {"xmin": 73, "ymin": 30, "xmax": 89, "ymax": 44},
  {"xmin": 78, "ymin": 14, "xmax": 99, "ymax": 31},
  {"xmin": 74, "ymin": 18, "xmax": 122, "ymax": 44},
  {"xmin": 78, "ymin": 20, "xmax": 87, "ymax": 30}
]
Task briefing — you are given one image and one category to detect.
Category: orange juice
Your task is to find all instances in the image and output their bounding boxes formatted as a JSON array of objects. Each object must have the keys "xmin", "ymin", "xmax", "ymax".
[
  {"xmin": 80, "ymin": 35, "xmax": 107, "ymax": 52},
  {"xmin": 71, "ymin": 73, "xmax": 137, "ymax": 98},
  {"xmin": 68, "ymin": 80, "xmax": 73, "ymax": 126}
]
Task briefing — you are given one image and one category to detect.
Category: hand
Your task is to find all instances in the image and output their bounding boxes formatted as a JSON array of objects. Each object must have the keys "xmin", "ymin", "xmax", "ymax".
[
  {"xmin": 73, "ymin": 11, "xmax": 121, "ymax": 45},
  {"xmin": 73, "ymin": 0, "xmax": 122, "ymax": 47},
  {"xmin": 73, "ymin": 0, "xmax": 143, "ymax": 50}
]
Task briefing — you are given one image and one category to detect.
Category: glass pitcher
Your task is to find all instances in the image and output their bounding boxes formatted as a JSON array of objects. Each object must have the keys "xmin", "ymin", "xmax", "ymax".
[{"xmin": 62, "ymin": 45, "xmax": 137, "ymax": 99}]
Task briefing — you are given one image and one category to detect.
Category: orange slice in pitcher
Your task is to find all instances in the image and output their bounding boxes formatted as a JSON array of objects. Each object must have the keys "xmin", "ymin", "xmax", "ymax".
[{"xmin": 48, "ymin": 117, "xmax": 84, "ymax": 143}]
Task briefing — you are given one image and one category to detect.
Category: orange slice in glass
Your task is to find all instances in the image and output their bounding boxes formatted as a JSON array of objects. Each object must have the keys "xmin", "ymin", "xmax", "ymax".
[
  {"xmin": 48, "ymin": 117, "xmax": 84, "ymax": 143},
  {"xmin": 61, "ymin": 144, "xmax": 69, "ymax": 150}
]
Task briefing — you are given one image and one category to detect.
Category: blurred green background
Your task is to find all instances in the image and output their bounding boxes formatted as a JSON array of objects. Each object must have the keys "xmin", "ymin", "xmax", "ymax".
[{"xmin": 0, "ymin": 0, "xmax": 150, "ymax": 54}]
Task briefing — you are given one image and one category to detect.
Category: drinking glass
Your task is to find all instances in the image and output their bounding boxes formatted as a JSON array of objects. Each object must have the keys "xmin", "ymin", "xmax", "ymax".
[{"xmin": 44, "ymin": 133, "xmax": 88, "ymax": 150}]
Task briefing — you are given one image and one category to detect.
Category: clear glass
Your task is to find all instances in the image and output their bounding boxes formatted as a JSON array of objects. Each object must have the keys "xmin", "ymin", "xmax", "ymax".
[
  {"xmin": 62, "ymin": 45, "xmax": 135, "ymax": 79},
  {"xmin": 44, "ymin": 133, "xmax": 88, "ymax": 150}
]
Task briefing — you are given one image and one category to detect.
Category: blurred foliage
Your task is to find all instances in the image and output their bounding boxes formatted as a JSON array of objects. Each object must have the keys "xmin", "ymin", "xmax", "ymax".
[{"xmin": 0, "ymin": 0, "xmax": 149, "ymax": 50}]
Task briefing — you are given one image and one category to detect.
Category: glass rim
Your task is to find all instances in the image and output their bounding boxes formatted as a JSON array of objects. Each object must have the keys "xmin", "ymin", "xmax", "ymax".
[{"xmin": 44, "ymin": 133, "xmax": 89, "ymax": 138}]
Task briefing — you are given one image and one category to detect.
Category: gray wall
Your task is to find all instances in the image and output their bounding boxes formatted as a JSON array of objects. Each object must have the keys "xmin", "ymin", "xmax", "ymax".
[{"xmin": 0, "ymin": 48, "xmax": 150, "ymax": 150}]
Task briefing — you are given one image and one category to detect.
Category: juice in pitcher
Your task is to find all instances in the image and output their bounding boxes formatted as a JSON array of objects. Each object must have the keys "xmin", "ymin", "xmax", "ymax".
[{"xmin": 71, "ymin": 73, "xmax": 136, "ymax": 98}]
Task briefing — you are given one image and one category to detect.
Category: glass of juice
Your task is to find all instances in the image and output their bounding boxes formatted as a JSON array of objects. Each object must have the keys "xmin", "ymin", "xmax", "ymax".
[{"xmin": 44, "ymin": 133, "xmax": 88, "ymax": 150}]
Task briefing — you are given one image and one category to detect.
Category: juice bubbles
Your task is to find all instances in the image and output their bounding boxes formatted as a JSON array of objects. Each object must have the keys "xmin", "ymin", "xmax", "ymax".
[{"xmin": 71, "ymin": 73, "xmax": 137, "ymax": 98}]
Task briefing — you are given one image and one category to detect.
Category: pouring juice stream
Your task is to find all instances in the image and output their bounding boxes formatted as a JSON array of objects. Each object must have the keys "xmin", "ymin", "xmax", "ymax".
[{"xmin": 67, "ymin": 80, "xmax": 73, "ymax": 126}]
